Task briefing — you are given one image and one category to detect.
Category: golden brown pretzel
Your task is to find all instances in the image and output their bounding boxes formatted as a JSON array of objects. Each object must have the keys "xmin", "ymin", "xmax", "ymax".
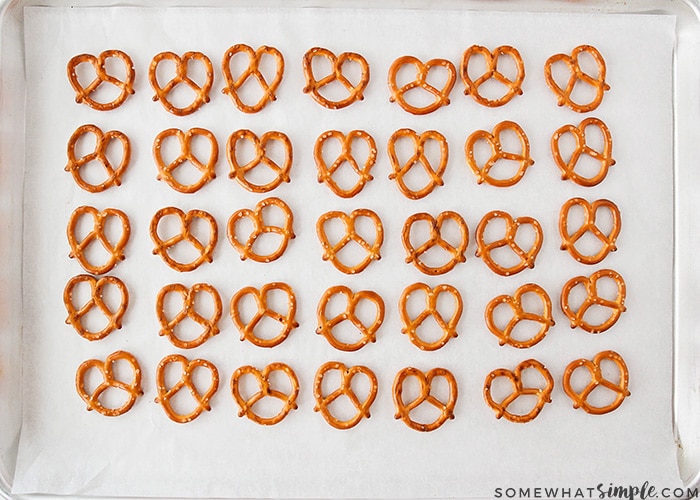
[
  {"xmin": 398, "ymin": 283, "xmax": 462, "ymax": 351},
  {"xmin": 231, "ymin": 363, "xmax": 299, "ymax": 425},
  {"xmin": 221, "ymin": 44, "xmax": 284, "ymax": 113},
  {"xmin": 559, "ymin": 197, "xmax": 621, "ymax": 265},
  {"xmin": 562, "ymin": 350, "xmax": 630, "ymax": 415},
  {"xmin": 483, "ymin": 359, "xmax": 553, "ymax": 423},
  {"xmin": 302, "ymin": 47, "xmax": 369, "ymax": 109},
  {"xmin": 156, "ymin": 283, "xmax": 222, "ymax": 349},
  {"xmin": 393, "ymin": 367, "xmax": 458, "ymax": 432},
  {"xmin": 475, "ymin": 210, "xmax": 543, "ymax": 276},
  {"xmin": 461, "ymin": 45, "xmax": 525, "ymax": 107},
  {"xmin": 387, "ymin": 129, "xmax": 448, "ymax": 199},
  {"xmin": 230, "ymin": 282, "xmax": 298, "ymax": 348},
  {"xmin": 153, "ymin": 128, "xmax": 218, "ymax": 194},
  {"xmin": 67, "ymin": 50, "xmax": 135, "ymax": 111},
  {"xmin": 67, "ymin": 206, "xmax": 131, "ymax": 275},
  {"xmin": 227, "ymin": 197, "xmax": 295, "ymax": 262},
  {"xmin": 65, "ymin": 124, "xmax": 130, "ymax": 192},
  {"xmin": 76, "ymin": 350, "xmax": 143, "ymax": 416},
  {"xmin": 227, "ymin": 129, "xmax": 292, "ymax": 193},
  {"xmin": 150, "ymin": 207, "xmax": 218, "ymax": 272},
  {"xmin": 560, "ymin": 268, "xmax": 627, "ymax": 334},
  {"xmin": 313, "ymin": 361, "xmax": 377, "ymax": 429},
  {"xmin": 64, "ymin": 274, "xmax": 129, "ymax": 341},
  {"xmin": 551, "ymin": 117, "xmax": 615, "ymax": 187},
  {"xmin": 316, "ymin": 209, "xmax": 383, "ymax": 274},
  {"xmin": 402, "ymin": 211, "xmax": 468, "ymax": 275},
  {"xmin": 155, "ymin": 354, "xmax": 219, "ymax": 424},
  {"xmin": 388, "ymin": 55, "xmax": 456, "ymax": 115},
  {"xmin": 149, "ymin": 51, "xmax": 213, "ymax": 116},
  {"xmin": 314, "ymin": 130, "xmax": 377, "ymax": 198},
  {"xmin": 544, "ymin": 45, "xmax": 609, "ymax": 113}
]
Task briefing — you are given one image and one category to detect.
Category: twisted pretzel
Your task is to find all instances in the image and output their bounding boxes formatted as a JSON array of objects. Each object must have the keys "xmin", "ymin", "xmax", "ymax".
[
  {"xmin": 230, "ymin": 282, "xmax": 298, "ymax": 348},
  {"xmin": 150, "ymin": 207, "xmax": 218, "ymax": 272},
  {"xmin": 484, "ymin": 359, "xmax": 553, "ymax": 423},
  {"xmin": 560, "ymin": 197, "xmax": 621, "ymax": 265},
  {"xmin": 67, "ymin": 206, "xmax": 131, "ymax": 275},
  {"xmin": 388, "ymin": 129, "xmax": 448, "ymax": 199},
  {"xmin": 388, "ymin": 56, "xmax": 456, "ymax": 115},
  {"xmin": 155, "ymin": 354, "xmax": 219, "ymax": 424},
  {"xmin": 76, "ymin": 350, "xmax": 143, "ymax": 417},
  {"xmin": 402, "ymin": 211, "xmax": 468, "ymax": 275},
  {"xmin": 544, "ymin": 45, "xmax": 609, "ymax": 113},
  {"xmin": 64, "ymin": 274, "xmax": 129, "ymax": 341},
  {"xmin": 563, "ymin": 350, "xmax": 630, "ymax": 415},
  {"xmin": 65, "ymin": 124, "xmax": 130, "ymax": 192},
  {"xmin": 313, "ymin": 361, "xmax": 377, "ymax": 430},
  {"xmin": 552, "ymin": 117, "xmax": 615, "ymax": 187},
  {"xmin": 227, "ymin": 197, "xmax": 295, "ymax": 263},
  {"xmin": 316, "ymin": 209, "xmax": 383, "ymax": 274},
  {"xmin": 149, "ymin": 51, "xmax": 213, "ymax": 116},
  {"xmin": 560, "ymin": 268, "xmax": 626, "ymax": 334},
  {"xmin": 67, "ymin": 50, "xmax": 135, "ymax": 111},
  {"xmin": 302, "ymin": 47, "xmax": 369, "ymax": 109},
  {"xmin": 231, "ymin": 363, "xmax": 299, "ymax": 425},
  {"xmin": 461, "ymin": 45, "xmax": 525, "ymax": 107},
  {"xmin": 398, "ymin": 283, "xmax": 462, "ymax": 351},
  {"xmin": 393, "ymin": 367, "xmax": 458, "ymax": 432},
  {"xmin": 221, "ymin": 44, "xmax": 284, "ymax": 113},
  {"xmin": 153, "ymin": 128, "xmax": 218, "ymax": 194},
  {"xmin": 227, "ymin": 129, "xmax": 292, "ymax": 193},
  {"xmin": 156, "ymin": 283, "xmax": 222, "ymax": 349},
  {"xmin": 315, "ymin": 130, "xmax": 377, "ymax": 198}
]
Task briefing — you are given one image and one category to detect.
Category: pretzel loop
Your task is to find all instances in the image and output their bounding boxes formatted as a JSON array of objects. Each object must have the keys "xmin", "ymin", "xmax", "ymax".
[
  {"xmin": 461, "ymin": 45, "xmax": 525, "ymax": 107},
  {"xmin": 156, "ymin": 283, "xmax": 222, "ymax": 349},
  {"xmin": 221, "ymin": 44, "xmax": 284, "ymax": 113},
  {"xmin": 65, "ymin": 124, "xmax": 131, "ymax": 192},
  {"xmin": 64, "ymin": 274, "xmax": 129, "ymax": 341},
  {"xmin": 230, "ymin": 282, "xmax": 298, "ymax": 348},
  {"xmin": 227, "ymin": 129, "xmax": 293, "ymax": 193},
  {"xmin": 303, "ymin": 47, "xmax": 369, "ymax": 109},
  {"xmin": 388, "ymin": 56, "xmax": 456, "ymax": 115},
  {"xmin": 67, "ymin": 206, "xmax": 131, "ymax": 275},
  {"xmin": 313, "ymin": 361, "xmax": 378, "ymax": 429},
  {"xmin": 552, "ymin": 117, "xmax": 615, "ymax": 187},
  {"xmin": 560, "ymin": 268, "xmax": 627, "ymax": 334},
  {"xmin": 316, "ymin": 209, "xmax": 384, "ymax": 274},
  {"xmin": 76, "ymin": 350, "xmax": 143, "ymax": 416},
  {"xmin": 315, "ymin": 130, "xmax": 377, "ymax": 198},
  {"xmin": 231, "ymin": 363, "xmax": 299, "ymax": 425},
  {"xmin": 67, "ymin": 50, "xmax": 135, "ymax": 110},
  {"xmin": 155, "ymin": 354, "xmax": 219, "ymax": 423},
  {"xmin": 544, "ymin": 45, "xmax": 609, "ymax": 113},
  {"xmin": 399, "ymin": 283, "xmax": 462, "ymax": 351},
  {"xmin": 149, "ymin": 51, "xmax": 213, "ymax": 116},
  {"xmin": 388, "ymin": 129, "xmax": 448, "ymax": 199},
  {"xmin": 393, "ymin": 367, "xmax": 458, "ymax": 432},
  {"xmin": 150, "ymin": 207, "xmax": 218, "ymax": 272},
  {"xmin": 485, "ymin": 283, "xmax": 554, "ymax": 348},
  {"xmin": 227, "ymin": 197, "xmax": 295, "ymax": 263},
  {"xmin": 484, "ymin": 359, "xmax": 554, "ymax": 423},
  {"xmin": 563, "ymin": 350, "xmax": 630, "ymax": 414},
  {"xmin": 153, "ymin": 128, "xmax": 218, "ymax": 194},
  {"xmin": 475, "ymin": 210, "xmax": 543, "ymax": 276},
  {"xmin": 560, "ymin": 197, "xmax": 621, "ymax": 264},
  {"xmin": 402, "ymin": 211, "xmax": 468, "ymax": 275}
]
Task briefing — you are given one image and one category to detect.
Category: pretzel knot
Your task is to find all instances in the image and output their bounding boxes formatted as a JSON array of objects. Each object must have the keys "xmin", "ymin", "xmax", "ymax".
[
  {"xmin": 153, "ymin": 127, "xmax": 218, "ymax": 194},
  {"xmin": 64, "ymin": 274, "xmax": 129, "ymax": 341},
  {"xmin": 388, "ymin": 56, "xmax": 456, "ymax": 115},
  {"xmin": 149, "ymin": 51, "xmax": 213, "ymax": 116},
  {"xmin": 76, "ymin": 350, "xmax": 143, "ymax": 417},
  {"xmin": 316, "ymin": 286, "xmax": 385, "ymax": 352},
  {"xmin": 461, "ymin": 45, "xmax": 525, "ymax": 107},
  {"xmin": 67, "ymin": 50, "xmax": 135, "ymax": 111},
  {"xmin": 156, "ymin": 283, "xmax": 222, "ymax": 349},
  {"xmin": 560, "ymin": 268, "xmax": 626, "ymax": 334},
  {"xmin": 150, "ymin": 207, "xmax": 218, "ymax": 272},
  {"xmin": 402, "ymin": 211, "xmax": 468, "ymax": 275},
  {"xmin": 544, "ymin": 45, "xmax": 609, "ymax": 113},
  {"xmin": 484, "ymin": 359, "xmax": 553, "ymax": 423},
  {"xmin": 227, "ymin": 129, "xmax": 293, "ymax": 193},
  {"xmin": 563, "ymin": 350, "xmax": 630, "ymax": 415},
  {"xmin": 316, "ymin": 209, "xmax": 384, "ymax": 274},
  {"xmin": 399, "ymin": 283, "xmax": 462, "ymax": 351},
  {"xmin": 221, "ymin": 44, "xmax": 284, "ymax": 113},
  {"xmin": 302, "ymin": 47, "xmax": 370, "ymax": 109},
  {"xmin": 465, "ymin": 121, "xmax": 534, "ymax": 187},
  {"xmin": 231, "ymin": 363, "xmax": 299, "ymax": 425},
  {"xmin": 313, "ymin": 361, "xmax": 378, "ymax": 430},
  {"xmin": 67, "ymin": 206, "xmax": 131, "ymax": 275},
  {"xmin": 65, "ymin": 124, "xmax": 130, "ymax": 192},
  {"xmin": 230, "ymin": 282, "xmax": 299, "ymax": 348},
  {"xmin": 227, "ymin": 197, "xmax": 295, "ymax": 263},
  {"xmin": 388, "ymin": 129, "xmax": 448, "ymax": 199},
  {"xmin": 315, "ymin": 130, "xmax": 377, "ymax": 198},
  {"xmin": 393, "ymin": 367, "xmax": 458, "ymax": 432},
  {"xmin": 560, "ymin": 197, "xmax": 621, "ymax": 265},
  {"xmin": 552, "ymin": 117, "xmax": 615, "ymax": 187},
  {"xmin": 155, "ymin": 354, "xmax": 219, "ymax": 424}
]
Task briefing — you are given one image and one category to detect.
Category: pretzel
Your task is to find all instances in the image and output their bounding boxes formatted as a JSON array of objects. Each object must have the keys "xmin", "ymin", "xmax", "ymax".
[
  {"xmin": 221, "ymin": 44, "xmax": 284, "ymax": 113},
  {"xmin": 485, "ymin": 283, "xmax": 554, "ymax": 349},
  {"xmin": 484, "ymin": 359, "xmax": 554, "ymax": 423},
  {"xmin": 149, "ymin": 51, "xmax": 213, "ymax": 116},
  {"xmin": 302, "ymin": 47, "xmax": 369, "ymax": 109},
  {"xmin": 388, "ymin": 129, "xmax": 448, "ymax": 199},
  {"xmin": 227, "ymin": 197, "xmax": 295, "ymax": 262},
  {"xmin": 227, "ymin": 129, "xmax": 292, "ymax": 193},
  {"xmin": 153, "ymin": 128, "xmax": 218, "ymax": 194},
  {"xmin": 552, "ymin": 117, "xmax": 615, "ymax": 187},
  {"xmin": 67, "ymin": 206, "xmax": 131, "ymax": 275},
  {"xmin": 155, "ymin": 354, "xmax": 219, "ymax": 424},
  {"xmin": 560, "ymin": 268, "xmax": 626, "ymax": 334},
  {"xmin": 388, "ymin": 56, "xmax": 456, "ymax": 115},
  {"xmin": 465, "ymin": 121, "xmax": 534, "ymax": 187},
  {"xmin": 475, "ymin": 210, "xmax": 543, "ymax": 276},
  {"xmin": 76, "ymin": 350, "xmax": 143, "ymax": 416},
  {"xmin": 315, "ymin": 130, "xmax": 377, "ymax": 198},
  {"xmin": 64, "ymin": 274, "xmax": 129, "ymax": 341},
  {"xmin": 562, "ymin": 350, "xmax": 630, "ymax": 415},
  {"xmin": 156, "ymin": 283, "xmax": 222, "ymax": 349},
  {"xmin": 67, "ymin": 50, "xmax": 135, "ymax": 111},
  {"xmin": 393, "ymin": 367, "xmax": 458, "ymax": 432},
  {"xmin": 231, "ymin": 363, "xmax": 299, "ymax": 425},
  {"xmin": 316, "ymin": 209, "xmax": 383, "ymax": 274},
  {"xmin": 544, "ymin": 45, "xmax": 609, "ymax": 113},
  {"xmin": 150, "ymin": 207, "xmax": 218, "ymax": 272},
  {"xmin": 560, "ymin": 197, "xmax": 621, "ymax": 264},
  {"xmin": 461, "ymin": 45, "xmax": 525, "ymax": 107},
  {"xmin": 230, "ymin": 282, "xmax": 298, "ymax": 348},
  {"xmin": 402, "ymin": 211, "xmax": 468, "ymax": 275},
  {"xmin": 398, "ymin": 283, "xmax": 462, "ymax": 351},
  {"xmin": 313, "ymin": 361, "xmax": 377, "ymax": 429},
  {"xmin": 316, "ymin": 285, "xmax": 385, "ymax": 351},
  {"xmin": 65, "ymin": 124, "xmax": 130, "ymax": 192}
]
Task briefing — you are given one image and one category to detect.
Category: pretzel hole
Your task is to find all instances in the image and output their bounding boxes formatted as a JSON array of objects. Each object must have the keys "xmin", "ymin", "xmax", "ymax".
[
  {"xmin": 581, "ymin": 304, "xmax": 616, "ymax": 330},
  {"xmin": 567, "ymin": 365, "xmax": 596, "ymax": 394},
  {"xmin": 581, "ymin": 122, "xmax": 607, "ymax": 152},
  {"xmin": 595, "ymin": 276, "xmax": 623, "ymax": 302},
  {"xmin": 320, "ymin": 136, "xmax": 371, "ymax": 193},
  {"xmin": 586, "ymin": 384, "xmax": 623, "ymax": 408},
  {"xmin": 569, "ymin": 79, "xmax": 600, "ymax": 108},
  {"xmin": 250, "ymin": 232, "xmax": 286, "ymax": 259},
  {"xmin": 548, "ymin": 59, "xmax": 577, "ymax": 95},
  {"xmin": 508, "ymin": 320, "xmax": 546, "ymax": 345},
  {"xmin": 513, "ymin": 223, "xmax": 538, "ymax": 255},
  {"xmin": 400, "ymin": 375, "xmax": 450, "ymax": 425},
  {"xmin": 488, "ymin": 375, "xmax": 518, "ymax": 406},
  {"xmin": 505, "ymin": 394, "xmax": 541, "ymax": 418},
  {"xmin": 471, "ymin": 136, "xmax": 499, "ymax": 170},
  {"xmin": 322, "ymin": 291, "xmax": 351, "ymax": 319}
]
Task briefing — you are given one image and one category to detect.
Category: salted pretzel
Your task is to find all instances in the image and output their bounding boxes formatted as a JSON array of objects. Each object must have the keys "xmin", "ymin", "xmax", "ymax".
[
  {"xmin": 484, "ymin": 359, "xmax": 554, "ymax": 423},
  {"xmin": 314, "ymin": 130, "xmax": 377, "ymax": 198},
  {"xmin": 221, "ymin": 44, "xmax": 284, "ymax": 113},
  {"xmin": 155, "ymin": 354, "xmax": 219, "ymax": 424},
  {"xmin": 149, "ymin": 51, "xmax": 213, "ymax": 116},
  {"xmin": 475, "ymin": 210, "xmax": 543, "ymax": 276},
  {"xmin": 393, "ymin": 367, "xmax": 458, "ymax": 432},
  {"xmin": 313, "ymin": 361, "xmax": 378, "ymax": 429},
  {"xmin": 316, "ymin": 209, "xmax": 383, "ymax": 274},
  {"xmin": 64, "ymin": 274, "xmax": 129, "ymax": 341},
  {"xmin": 67, "ymin": 50, "xmax": 135, "ymax": 111},
  {"xmin": 560, "ymin": 268, "xmax": 626, "ymax": 334},
  {"xmin": 485, "ymin": 283, "xmax": 554, "ymax": 349},
  {"xmin": 544, "ymin": 45, "xmax": 609, "ymax": 113},
  {"xmin": 76, "ymin": 350, "xmax": 143, "ymax": 417},
  {"xmin": 156, "ymin": 283, "xmax": 222, "ymax": 349},
  {"xmin": 552, "ymin": 117, "xmax": 615, "ymax": 187},
  {"xmin": 150, "ymin": 207, "xmax": 218, "ymax": 272},
  {"xmin": 302, "ymin": 47, "xmax": 369, "ymax": 109},
  {"xmin": 465, "ymin": 121, "xmax": 534, "ymax": 187},
  {"xmin": 65, "ymin": 124, "xmax": 130, "ymax": 192},
  {"xmin": 398, "ymin": 283, "xmax": 462, "ymax": 351},
  {"xmin": 560, "ymin": 197, "xmax": 621, "ymax": 265},
  {"xmin": 563, "ymin": 350, "xmax": 630, "ymax": 415},
  {"xmin": 316, "ymin": 285, "xmax": 385, "ymax": 351},
  {"xmin": 388, "ymin": 55, "xmax": 456, "ymax": 115},
  {"xmin": 230, "ymin": 282, "xmax": 298, "ymax": 348},
  {"xmin": 228, "ymin": 197, "xmax": 295, "ymax": 263},
  {"xmin": 67, "ymin": 206, "xmax": 131, "ymax": 275},
  {"xmin": 227, "ymin": 129, "xmax": 292, "ymax": 193},
  {"xmin": 388, "ymin": 129, "xmax": 448, "ymax": 199},
  {"xmin": 402, "ymin": 211, "xmax": 468, "ymax": 275},
  {"xmin": 461, "ymin": 45, "xmax": 525, "ymax": 107},
  {"xmin": 153, "ymin": 128, "xmax": 218, "ymax": 194},
  {"xmin": 231, "ymin": 363, "xmax": 299, "ymax": 425}
]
